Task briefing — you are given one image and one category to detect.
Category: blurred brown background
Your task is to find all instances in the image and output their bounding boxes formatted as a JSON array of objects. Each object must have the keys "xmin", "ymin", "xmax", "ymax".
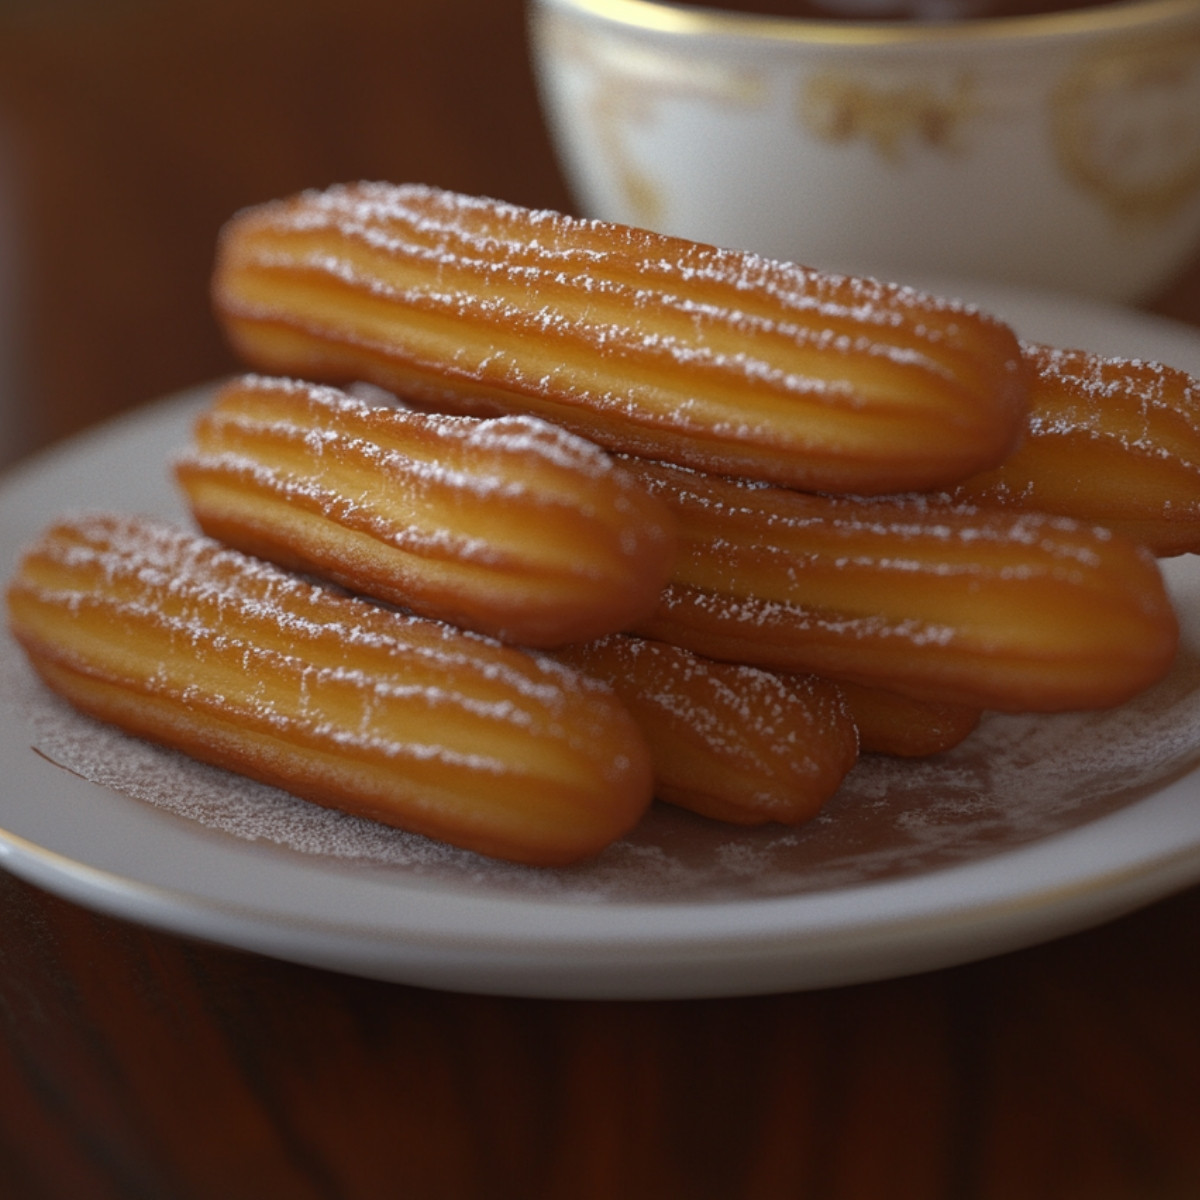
[{"xmin": 0, "ymin": 0, "xmax": 572, "ymax": 467}]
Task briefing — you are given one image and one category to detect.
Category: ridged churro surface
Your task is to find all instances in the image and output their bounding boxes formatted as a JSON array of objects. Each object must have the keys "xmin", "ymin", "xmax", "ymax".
[
  {"xmin": 6, "ymin": 515, "xmax": 654, "ymax": 865},
  {"xmin": 949, "ymin": 344, "xmax": 1200, "ymax": 556},
  {"xmin": 175, "ymin": 375, "xmax": 677, "ymax": 647},
  {"xmin": 623, "ymin": 458, "xmax": 1179, "ymax": 713},
  {"xmin": 556, "ymin": 634, "xmax": 858, "ymax": 826},
  {"xmin": 212, "ymin": 182, "xmax": 1030, "ymax": 495}
]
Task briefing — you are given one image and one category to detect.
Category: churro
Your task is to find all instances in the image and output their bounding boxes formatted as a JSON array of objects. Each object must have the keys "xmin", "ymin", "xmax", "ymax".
[
  {"xmin": 212, "ymin": 181, "xmax": 1029, "ymax": 495},
  {"xmin": 834, "ymin": 680, "xmax": 982, "ymax": 757},
  {"xmin": 6, "ymin": 514, "xmax": 654, "ymax": 865},
  {"xmin": 622, "ymin": 457, "xmax": 1179, "ymax": 713},
  {"xmin": 175, "ymin": 375, "xmax": 677, "ymax": 647},
  {"xmin": 557, "ymin": 634, "xmax": 858, "ymax": 825},
  {"xmin": 949, "ymin": 343, "xmax": 1200, "ymax": 556}
]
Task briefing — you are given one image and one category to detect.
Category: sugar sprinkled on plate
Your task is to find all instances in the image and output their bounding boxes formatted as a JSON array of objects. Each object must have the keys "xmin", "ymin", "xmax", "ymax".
[{"xmin": 6, "ymin": 627, "xmax": 1200, "ymax": 905}]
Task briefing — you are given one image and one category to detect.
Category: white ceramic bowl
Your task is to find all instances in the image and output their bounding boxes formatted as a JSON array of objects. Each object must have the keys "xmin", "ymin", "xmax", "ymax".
[{"xmin": 529, "ymin": 0, "xmax": 1200, "ymax": 301}]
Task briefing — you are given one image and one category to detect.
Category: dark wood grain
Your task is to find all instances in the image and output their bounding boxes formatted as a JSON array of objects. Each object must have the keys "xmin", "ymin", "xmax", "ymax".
[
  {"xmin": 4, "ymin": 863, "xmax": 1200, "ymax": 1199},
  {"xmin": 2, "ymin": 2, "xmax": 1200, "ymax": 1197}
]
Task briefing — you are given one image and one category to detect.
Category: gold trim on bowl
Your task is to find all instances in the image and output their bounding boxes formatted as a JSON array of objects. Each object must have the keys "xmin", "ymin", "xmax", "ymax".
[{"xmin": 534, "ymin": 0, "xmax": 1200, "ymax": 46}]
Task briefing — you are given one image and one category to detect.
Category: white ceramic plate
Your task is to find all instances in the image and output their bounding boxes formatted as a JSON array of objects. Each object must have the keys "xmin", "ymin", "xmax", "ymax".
[{"xmin": 2, "ymin": 281, "xmax": 1200, "ymax": 1000}]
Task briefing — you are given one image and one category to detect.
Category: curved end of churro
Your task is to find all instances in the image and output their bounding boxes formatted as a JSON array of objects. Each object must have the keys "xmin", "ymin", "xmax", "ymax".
[{"xmin": 949, "ymin": 342, "xmax": 1200, "ymax": 557}]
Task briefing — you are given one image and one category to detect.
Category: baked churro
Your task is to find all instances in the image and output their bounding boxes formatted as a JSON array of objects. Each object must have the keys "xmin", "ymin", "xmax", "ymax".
[
  {"xmin": 556, "ymin": 634, "xmax": 858, "ymax": 825},
  {"xmin": 949, "ymin": 343, "xmax": 1200, "ymax": 556},
  {"xmin": 622, "ymin": 457, "xmax": 1179, "ymax": 713},
  {"xmin": 834, "ymin": 680, "xmax": 982, "ymax": 758},
  {"xmin": 175, "ymin": 375, "xmax": 677, "ymax": 647},
  {"xmin": 6, "ymin": 515, "xmax": 654, "ymax": 865},
  {"xmin": 212, "ymin": 181, "xmax": 1030, "ymax": 495}
]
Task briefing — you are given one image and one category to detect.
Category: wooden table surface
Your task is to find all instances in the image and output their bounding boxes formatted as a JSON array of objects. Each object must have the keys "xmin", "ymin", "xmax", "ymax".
[{"xmin": 2, "ymin": 2, "xmax": 1200, "ymax": 1196}]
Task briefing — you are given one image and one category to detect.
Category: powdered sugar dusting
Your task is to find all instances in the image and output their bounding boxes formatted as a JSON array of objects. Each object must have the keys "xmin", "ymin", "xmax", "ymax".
[
  {"xmin": 277, "ymin": 182, "xmax": 995, "ymax": 333},
  {"xmin": 6, "ymin": 623, "xmax": 1199, "ymax": 903},
  {"xmin": 218, "ymin": 182, "xmax": 1026, "ymax": 494}
]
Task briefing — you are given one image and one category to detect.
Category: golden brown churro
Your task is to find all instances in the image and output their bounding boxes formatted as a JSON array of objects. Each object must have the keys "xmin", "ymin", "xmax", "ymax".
[
  {"xmin": 833, "ymin": 680, "xmax": 982, "ymax": 758},
  {"xmin": 621, "ymin": 457, "xmax": 1179, "ymax": 713},
  {"xmin": 948, "ymin": 343, "xmax": 1200, "ymax": 556},
  {"xmin": 556, "ymin": 634, "xmax": 858, "ymax": 825},
  {"xmin": 6, "ymin": 515, "xmax": 654, "ymax": 865},
  {"xmin": 175, "ymin": 375, "xmax": 677, "ymax": 647},
  {"xmin": 212, "ymin": 182, "xmax": 1030, "ymax": 495}
]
